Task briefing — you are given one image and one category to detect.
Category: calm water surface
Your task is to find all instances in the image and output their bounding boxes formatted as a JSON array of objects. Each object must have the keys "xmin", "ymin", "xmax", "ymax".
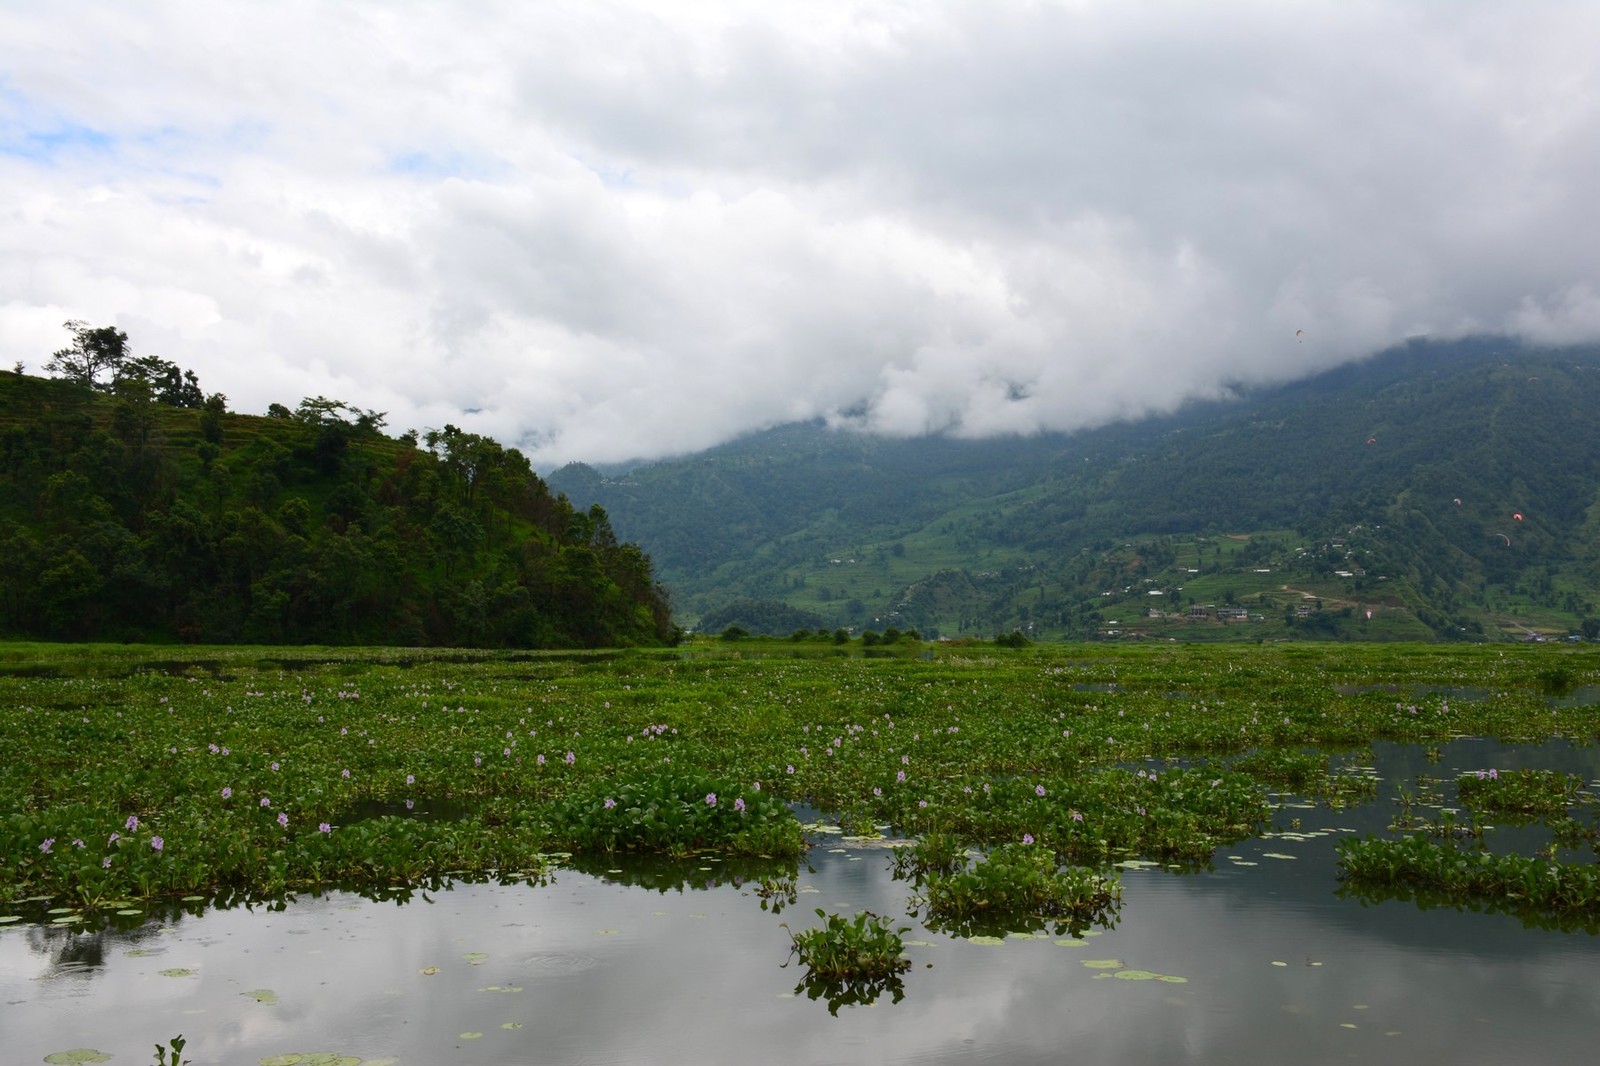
[{"xmin": 4, "ymin": 737, "xmax": 1599, "ymax": 1066}]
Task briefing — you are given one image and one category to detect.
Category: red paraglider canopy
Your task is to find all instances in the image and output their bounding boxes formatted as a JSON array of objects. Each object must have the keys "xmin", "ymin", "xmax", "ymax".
[
  {"xmin": 1365, "ymin": 437, "xmax": 1377, "ymax": 445},
  {"xmin": 1513, "ymin": 512, "xmax": 1524, "ymax": 521}
]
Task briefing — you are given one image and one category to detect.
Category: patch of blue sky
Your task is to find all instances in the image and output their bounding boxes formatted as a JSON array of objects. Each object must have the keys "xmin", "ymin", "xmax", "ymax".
[
  {"xmin": 0, "ymin": 82, "xmax": 115, "ymax": 164},
  {"xmin": 388, "ymin": 149, "xmax": 507, "ymax": 182},
  {"xmin": 0, "ymin": 119, "xmax": 116, "ymax": 163}
]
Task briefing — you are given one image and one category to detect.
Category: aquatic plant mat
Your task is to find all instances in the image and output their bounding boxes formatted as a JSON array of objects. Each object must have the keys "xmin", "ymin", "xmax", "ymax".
[{"xmin": 3, "ymin": 641, "xmax": 1599, "ymax": 1063}]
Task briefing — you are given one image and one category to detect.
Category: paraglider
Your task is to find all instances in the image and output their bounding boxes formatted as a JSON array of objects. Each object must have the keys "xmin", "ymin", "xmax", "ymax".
[
  {"xmin": 1513, "ymin": 513, "xmax": 1524, "ymax": 521},
  {"xmin": 1453, "ymin": 498, "xmax": 1462, "ymax": 505},
  {"xmin": 1366, "ymin": 437, "xmax": 1377, "ymax": 445},
  {"xmin": 1494, "ymin": 533, "xmax": 1512, "ymax": 547},
  {"xmin": 1296, "ymin": 329, "xmax": 1306, "ymax": 342}
]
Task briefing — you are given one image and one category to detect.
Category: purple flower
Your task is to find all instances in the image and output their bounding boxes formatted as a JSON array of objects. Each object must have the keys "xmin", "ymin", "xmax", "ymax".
[
  {"xmin": 341, "ymin": 768, "xmax": 351, "ymax": 779},
  {"xmin": 786, "ymin": 764, "xmax": 795, "ymax": 774},
  {"xmin": 101, "ymin": 857, "xmax": 112, "ymax": 869},
  {"xmin": 873, "ymin": 787, "xmax": 882, "ymax": 797},
  {"xmin": 260, "ymin": 797, "xmax": 271, "ymax": 808},
  {"xmin": 108, "ymin": 832, "xmax": 121, "ymax": 844},
  {"xmin": 405, "ymin": 799, "xmax": 415, "ymax": 810},
  {"xmin": 221, "ymin": 787, "xmax": 232, "ymax": 799},
  {"xmin": 39, "ymin": 838, "xmax": 54, "ymax": 853},
  {"xmin": 1022, "ymin": 834, "xmax": 1035, "ymax": 845},
  {"xmin": 150, "ymin": 836, "xmax": 164, "ymax": 852},
  {"xmin": 604, "ymin": 797, "xmax": 617, "ymax": 810},
  {"xmin": 406, "ymin": 774, "xmax": 416, "ymax": 785},
  {"xmin": 277, "ymin": 812, "xmax": 289, "ymax": 828},
  {"xmin": 537, "ymin": 754, "xmax": 546, "ymax": 766},
  {"xmin": 896, "ymin": 770, "xmax": 906, "ymax": 783},
  {"xmin": 734, "ymin": 797, "xmax": 746, "ymax": 813},
  {"xmin": 918, "ymin": 800, "xmax": 928, "ymax": 808},
  {"xmin": 71, "ymin": 838, "xmax": 84, "ymax": 849},
  {"xmin": 319, "ymin": 822, "xmax": 332, "ymax": 834},
  {"xmin": 271, "ymin": 761, "xmax": 280, "ymax": 771},
  {"xmin": 125, "ymin": 815, "xmax": 139, "ymax": 831},
  {"xmin": 1071, "ymin": 809, "xmax": 1084, "ymax": 823},
  {"xmin": 565, "ymin": 751, "xmax": 576, "ymax": 765},
  {"xmin": 1035, "ymin": 784, "xmax": 1047, "ymax": 797},
  {"xmin": 705, "ymin": 792, "xmax": 718, "ymax": 807}
]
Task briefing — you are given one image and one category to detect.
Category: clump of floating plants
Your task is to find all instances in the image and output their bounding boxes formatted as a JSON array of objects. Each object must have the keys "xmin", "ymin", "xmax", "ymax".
[
  {"xmin": 1337, "ymin": 833, "xmax": 1600, "ymax": 918},
  {"xmin": 785, "ymin": 908, "xmax": 911, "ymax": 1013},
  {"xmin": 549, "ymin": 769, "xmax": 805, "ymax": 857},
  {"xmin": 1456, "ymin": 767, "xmax": 1587, "ymax": 818},
  {"xmin": 918, "ymin": 840, "xmax": 1121, "ymax": 938}
]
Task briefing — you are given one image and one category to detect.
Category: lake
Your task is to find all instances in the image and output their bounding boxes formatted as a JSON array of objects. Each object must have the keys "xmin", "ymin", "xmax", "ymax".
[{"xmin": 5, "ymin": 736, "xmax": 1598, "ymax": 1066}]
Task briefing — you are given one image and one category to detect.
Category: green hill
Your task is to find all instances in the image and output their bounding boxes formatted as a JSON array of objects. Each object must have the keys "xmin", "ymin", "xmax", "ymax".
[
  {"xmin": 548, "ymin": 337, "xmax": 1600, "ymax": 642},
  {"xmin": 0, "ymin": 372, "xmax": 674, "ymax": 647}
]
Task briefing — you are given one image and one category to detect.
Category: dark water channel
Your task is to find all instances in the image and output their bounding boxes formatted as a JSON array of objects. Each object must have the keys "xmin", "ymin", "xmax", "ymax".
[{"xmin": 5, "ymin": 738, "xmax": 1600, "ymax": 1065}]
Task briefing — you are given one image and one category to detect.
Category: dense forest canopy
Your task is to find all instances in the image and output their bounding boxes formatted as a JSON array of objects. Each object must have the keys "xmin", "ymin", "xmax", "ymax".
[{"xmin": 1, "ymin": 327, "xmax": 675, "ymax": 647}]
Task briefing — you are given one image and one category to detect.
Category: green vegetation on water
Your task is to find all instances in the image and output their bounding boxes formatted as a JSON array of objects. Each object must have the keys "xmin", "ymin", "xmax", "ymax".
[{"xmin": 2, "ymin": 641, "xmax": 1597, "ymax": 927}]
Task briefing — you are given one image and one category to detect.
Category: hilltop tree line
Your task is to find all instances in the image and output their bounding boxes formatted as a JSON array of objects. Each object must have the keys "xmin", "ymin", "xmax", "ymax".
[{"xmin": 1, "ymin": 323, "xmax": 675, "ymax": 647}]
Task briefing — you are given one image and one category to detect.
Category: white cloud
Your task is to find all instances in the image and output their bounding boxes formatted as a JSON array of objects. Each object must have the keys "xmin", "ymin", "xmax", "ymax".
[{"xmin": 2, "ymin": 0, "xmax": 1598, "ymax": 466}]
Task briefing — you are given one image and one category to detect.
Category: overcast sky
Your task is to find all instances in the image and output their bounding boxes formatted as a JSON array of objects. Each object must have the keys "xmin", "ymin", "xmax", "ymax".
[{"xmin": 3, "ymin": 1, "xmax": 1598, "ymax": 467}]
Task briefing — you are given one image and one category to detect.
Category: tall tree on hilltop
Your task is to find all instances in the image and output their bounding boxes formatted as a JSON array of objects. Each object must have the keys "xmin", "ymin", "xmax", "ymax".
[{"xmin": 45, "ymin": 320, "xmax": 130, "ymax": 391}]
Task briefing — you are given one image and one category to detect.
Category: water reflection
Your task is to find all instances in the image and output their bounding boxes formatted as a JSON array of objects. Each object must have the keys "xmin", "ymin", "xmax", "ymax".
[{"xmin": 4, "ymin": 738, "xmax": 1600, "ymax": 1065}]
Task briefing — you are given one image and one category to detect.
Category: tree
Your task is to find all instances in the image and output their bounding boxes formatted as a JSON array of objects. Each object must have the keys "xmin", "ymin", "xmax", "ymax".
[
  {"xmin": 117, "ymin": 355, "xmax": 204, "ymax": 407},
  {"xmin": 46, "ymin": 320, "xmax": 130, "ymax": 391}
]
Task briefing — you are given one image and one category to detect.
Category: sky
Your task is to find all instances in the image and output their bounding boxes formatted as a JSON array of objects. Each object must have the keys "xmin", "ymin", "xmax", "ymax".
[{"xmin": 3, "ymin": 1, "xmax": 1599, "ymax": 468}]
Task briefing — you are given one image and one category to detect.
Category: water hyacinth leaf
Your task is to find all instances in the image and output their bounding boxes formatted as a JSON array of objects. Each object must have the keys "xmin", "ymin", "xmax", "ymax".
[{"xmin": 43, "ymin": 1052, "xmax": 112, "ymax": 1065}]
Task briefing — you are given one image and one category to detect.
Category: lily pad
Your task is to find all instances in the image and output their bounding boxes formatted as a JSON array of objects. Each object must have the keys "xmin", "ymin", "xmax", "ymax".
[
  {"xmin": 116, "ymin": 909, "xmax": 143, "ymax": 917},
  {"xmin": 0, "ymin": 915, "xmax": 20, "ymax": 924},
  {"xmin": 501, "ymin": 1022, "xmax": 523, "ymax": 1030},
  {"xmin": 1114, "ymin": 969, "xmax": 1159, "ymax": 980},
  {"xmin": 463, "ymin": 952, "xmax": 488, "ymax": 965},
  {"xmin": 459, "ymin": 1032, "xmax": 482, "ymax": 1039},
  {"xmin": 1082, "ymin": 959, "xmax": 1125, "ymax": 969},
  {"xmin": 160, "ymin": 967, "xmax": 197, "ymax": 977},
  {"xmin": 246, "ymin": 988, "xmax": 279, "ymax": 1003},
  {"xmin": 44, "ymin": 1052, "xmax": 112, "ymax": 1065},
  {"xmin": 967, "ymin": 935, "xmax": 1005, "ymax": 946},
  {"xmin": 419, "ymin": 966, "xmax": 439, "ymax": 975}
]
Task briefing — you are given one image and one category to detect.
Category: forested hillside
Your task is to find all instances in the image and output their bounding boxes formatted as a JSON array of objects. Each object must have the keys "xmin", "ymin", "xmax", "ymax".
[
  {"xmin": 0, "ymin": 371, "xmax": 674, "ymax": 647},
  {"xmin": 550, "ymin": 338, "xmax": 1600, "ymax": 642}
]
